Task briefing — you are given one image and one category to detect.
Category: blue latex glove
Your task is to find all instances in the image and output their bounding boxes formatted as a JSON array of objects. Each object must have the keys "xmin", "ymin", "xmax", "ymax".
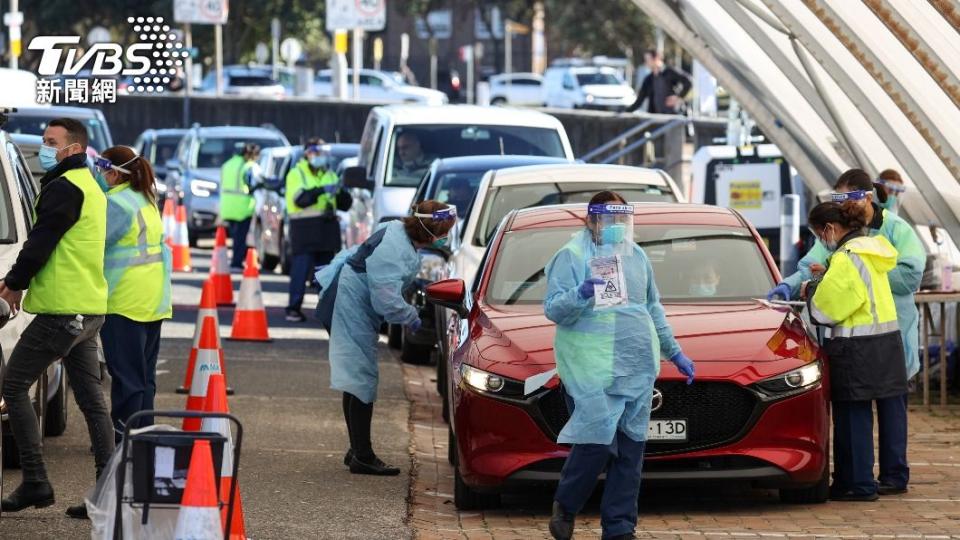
[
  {"xmin": 406, "ymin": 318, "xmax": 422, "ymax": 333},
  {"xmin": 578, "ymin": 278, "xmax": 606, "ymax": 300},
  {"xmin": 766, "ymin": 283, "xmax": 792, "ymax": 301},
  {"xmin": 670, "ymin": 352, "xmax": 695, "ymax": 385},
  {"xmin": 323, "ymin": 184, "xmax": 339, "ymax": 194}
]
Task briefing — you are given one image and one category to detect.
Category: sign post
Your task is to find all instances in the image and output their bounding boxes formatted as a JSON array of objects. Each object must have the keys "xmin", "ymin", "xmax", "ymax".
[
  {"xmin": 271, "ymin": 18, "xmax": 280, "ymax": 80},
  {"xmin": 4, "ymin": 2, "xmax": 22, "ymax": 70},
  {"xmin": 174, "ymin": 0, "xmax": 229, "ymax": 96},
  {"xmin": 326, "ymin": 0, "xmax": 385, "ymax": 101}
]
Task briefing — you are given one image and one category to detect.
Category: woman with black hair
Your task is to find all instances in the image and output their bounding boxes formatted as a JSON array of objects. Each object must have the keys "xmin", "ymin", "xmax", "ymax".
[
  {"xmin": 804, "ymin": 201, "xmax": 907, "ymax": 501},
  {"xmin": 769, "ymin": 168, "xmax": 923, "ymax": 496}
]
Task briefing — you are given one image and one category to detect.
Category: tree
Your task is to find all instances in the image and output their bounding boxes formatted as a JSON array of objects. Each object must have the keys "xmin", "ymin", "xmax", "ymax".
[{"xmin": 544, "ymin": 0, "xmax": 656, "ymax": 60}]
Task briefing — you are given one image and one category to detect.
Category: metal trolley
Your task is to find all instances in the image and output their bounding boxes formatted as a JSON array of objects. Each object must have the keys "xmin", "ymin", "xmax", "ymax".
[{"xmin": 113, "ymin": 410, "xmax": 243, "ymax": 540}]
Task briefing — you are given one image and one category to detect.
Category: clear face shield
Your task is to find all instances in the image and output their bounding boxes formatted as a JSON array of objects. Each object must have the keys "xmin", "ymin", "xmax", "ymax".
[
  {"xmin": 412, "ymin": 204, "xmax": 457, "ymax": 249},
  {"xmin": 829, "ymin": 189, "xmax": 870, "ymax": 204},
  {"xmin": 588, "ymin": 203, "xmax": 635, "ymax": 257},
  {"xmin": 875, "ymin": 179, "xmax": 906, "ymax": 213}
]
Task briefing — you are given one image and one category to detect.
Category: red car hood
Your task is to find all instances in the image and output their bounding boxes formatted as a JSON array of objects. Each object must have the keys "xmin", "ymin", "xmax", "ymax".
[{"xmin": 473, "ymin": 302, "xmax": 813, "ymax": 383}]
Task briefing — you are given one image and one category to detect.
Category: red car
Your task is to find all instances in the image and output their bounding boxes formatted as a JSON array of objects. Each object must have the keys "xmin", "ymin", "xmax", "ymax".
[{"xmin": 426, "ymin": 203, "xmax": 830, "ymax": 509}]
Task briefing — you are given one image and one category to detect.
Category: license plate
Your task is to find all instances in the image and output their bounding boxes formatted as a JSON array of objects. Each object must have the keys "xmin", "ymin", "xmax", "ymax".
[{"xmin": 647, "ymin": 419, "xmax": 687, "ymax": 441}]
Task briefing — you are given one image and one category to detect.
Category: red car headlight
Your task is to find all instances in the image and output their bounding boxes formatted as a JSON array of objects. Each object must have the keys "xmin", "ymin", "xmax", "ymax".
[{"xmin": 753, "ymin": 360, "xmax": 823, "ymax": 398}]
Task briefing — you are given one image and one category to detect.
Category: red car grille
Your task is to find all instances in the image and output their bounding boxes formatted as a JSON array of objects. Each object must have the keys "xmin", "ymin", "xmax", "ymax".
[{"xmin": 535, "ymin": 381, "xmax": 760, "ymax": 455}]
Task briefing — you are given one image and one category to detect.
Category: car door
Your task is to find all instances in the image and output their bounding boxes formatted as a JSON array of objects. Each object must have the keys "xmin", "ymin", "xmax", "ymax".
[
  {"xmin": 516, "ymin": 77, "xmax": 542, "ymax": 106},
  {"xmin": 561, "ymin": 71, "xmax": 577, "ymax": 108},
  {"xmin": 1, "ymin": 140, "xmax": 37, "ymax": 349}
]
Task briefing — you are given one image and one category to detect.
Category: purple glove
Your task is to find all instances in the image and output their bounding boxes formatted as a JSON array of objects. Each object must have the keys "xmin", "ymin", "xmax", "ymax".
[
  {"xmin": 578, "ymin": 278, "xmax": 606, "ymax": 300},
  {"xmin": 670, "ymin": 351, "xmax": 695, "ymax": 385},
  {"xmin": 406, "ymin": 318, "xmax": 422, "ymax": 333}
]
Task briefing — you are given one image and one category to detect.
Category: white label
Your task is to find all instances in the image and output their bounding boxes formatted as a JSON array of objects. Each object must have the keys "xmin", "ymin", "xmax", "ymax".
[
  {"xmin": 647, "ymin": 420, "xmax": 687, "ymax": 441},
  {"xmin": 155, "ymin": 446, "xmax": 175, "ymax": 479},
  {"xmin": 590, "ymin": 255, "xmax": 627, "ymax": 309}
]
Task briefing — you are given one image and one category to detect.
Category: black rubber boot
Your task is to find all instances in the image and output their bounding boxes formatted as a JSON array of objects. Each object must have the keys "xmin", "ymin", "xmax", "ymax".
[
  {"xmin": 549, "ymin": 500, "xmax": 575, "ymax": 540},
  {"xmin": 1, "ymin": 481, "xmax": 55, "ymax": 512},
  {"xmin": 65, "ymin": 504, "xmax": 89, "ymax": 519}
]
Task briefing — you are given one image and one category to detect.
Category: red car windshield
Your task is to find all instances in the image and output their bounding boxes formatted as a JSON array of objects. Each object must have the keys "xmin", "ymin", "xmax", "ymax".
[{"xmin": 485, "ymin": 225, "xmax": 775, "ymax": 305}]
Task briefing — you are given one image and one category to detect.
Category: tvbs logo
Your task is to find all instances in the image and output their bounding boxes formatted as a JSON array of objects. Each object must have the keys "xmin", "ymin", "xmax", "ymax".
[{"xmin": 30, "ymin": 36, "xmax": 152, "ymax": 77}]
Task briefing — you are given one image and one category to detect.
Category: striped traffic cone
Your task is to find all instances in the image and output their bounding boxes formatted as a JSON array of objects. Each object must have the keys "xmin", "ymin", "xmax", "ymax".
[
  {"xmin": 172, "ymin": 203, "xmax": 192, "ymax": 272},
  {"xmin": 228, "ymin": 249, "xmax": 271, "ymax": 342},
  {"xmin": 201, "ymin": 374, "xmax": 246, "ymax": 539},
  {"xmin": 162, "ymin": 197, "xmax": 176, "ymax": 248},
  {"xmin": 184, "ymin": 317, "xmax": 223, "ymax": 431},
  {"xmin": 173, "ymin": 440, "xmax": 223, "ymax": 540},
  {"xmin": 178, "ymin": 279, "xmax": 226, "ymax": 395},
  {"xmin": 210, "ymin": 226, "xmax": 234, "ymax": 306}
]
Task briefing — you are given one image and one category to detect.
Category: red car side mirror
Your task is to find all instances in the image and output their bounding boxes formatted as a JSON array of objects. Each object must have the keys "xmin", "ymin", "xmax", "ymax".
[{"xmin": 426, "ymin": 279, "xmax": 468, "ymax": 317}]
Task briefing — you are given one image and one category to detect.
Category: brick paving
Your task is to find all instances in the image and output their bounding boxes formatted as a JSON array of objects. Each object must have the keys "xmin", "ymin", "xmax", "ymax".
[{"xmin": 403, "ymin": 364, "xmax": 960, "ymax": 539}]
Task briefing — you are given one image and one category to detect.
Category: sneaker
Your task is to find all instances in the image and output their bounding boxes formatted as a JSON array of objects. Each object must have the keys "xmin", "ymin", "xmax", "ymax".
[
  {"xmin": 877, "ymin": 482, "xmax": 908, "ymax": 495},
  {"xmin": 285, "ymin": 309, "xmax": 306, "ymax": 323}
]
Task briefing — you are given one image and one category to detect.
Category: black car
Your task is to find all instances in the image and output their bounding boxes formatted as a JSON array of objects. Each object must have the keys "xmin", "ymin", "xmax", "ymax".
[{"xmin": 391, "ymin": 154, "xmax": 571, "ymax": 363}]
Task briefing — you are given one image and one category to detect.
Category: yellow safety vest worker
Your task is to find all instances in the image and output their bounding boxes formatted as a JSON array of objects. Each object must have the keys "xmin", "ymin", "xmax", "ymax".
[
  {"xmin": 809, "ymin": 235, "xmax": 899, "ymax": 337},
  {"xmin": 285, "ymin": 159, "xmax": 339, "ymax": 218},
  {"xmin": 220, "ymin": 155, "xmax": 255, "ymax": 221},
  {"xmin": 24, "ymin": 167, "xmax": 108, "ymax": 315},
  {"xmin": 104, "ymin": 183, "xmax": 173, "ymax": 321}
]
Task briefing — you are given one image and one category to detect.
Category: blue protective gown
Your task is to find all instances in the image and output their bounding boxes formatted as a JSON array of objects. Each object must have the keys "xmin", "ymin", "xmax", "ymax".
[
  {"xmin": 783, "ymin": 207, "xmax": 925, "ymax": 378},
  {"xmin": 544, "ymin": 229, "xmax": 681, "ymax": 445},
  {"xmin": 319, "ymin": 221, "xmax": 421, "ymax": 404}
]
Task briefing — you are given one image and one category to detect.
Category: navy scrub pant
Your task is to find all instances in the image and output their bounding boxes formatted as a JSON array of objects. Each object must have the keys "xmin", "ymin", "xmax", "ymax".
[
  {"xmin": 287, "ymin": 250, "xmax": 335, "ymax": 312},
  {"xmin": 832, "ymin": 400, "xmax": 877, "ymax": 496},
  {"xmin": 554, "ymin": 431, "xmax": 647, "ymax": 539},
  {"xmin": 227, "ymin": 218, "xmax": 251, "ymax": 269},
  {"xmin": 101, "ymin": 314, "xmax": 163, "ymax": 442},
  {"xmin": 877, "ymin": 393, "xmax": 910, "ymax": 489}
]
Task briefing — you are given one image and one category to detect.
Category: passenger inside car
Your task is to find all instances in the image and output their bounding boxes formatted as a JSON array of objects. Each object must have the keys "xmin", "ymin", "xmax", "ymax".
[
  {"xmin": 393, "ymin": 132, "xmax": 435, "ymax": 185},
  {"xmin": 687, "ymin": 261, "xmax": 721, "ymax": 297}
]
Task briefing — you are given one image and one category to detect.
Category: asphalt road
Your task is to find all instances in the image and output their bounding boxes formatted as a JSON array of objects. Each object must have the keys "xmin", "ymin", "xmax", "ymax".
[{"xmin": 1, "ymin": 245, "xmax": 413, "ymax": 539}]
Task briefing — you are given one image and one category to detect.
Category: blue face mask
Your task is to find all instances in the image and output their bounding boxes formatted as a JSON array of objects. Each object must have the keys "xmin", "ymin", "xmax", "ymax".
[
  {"xmin": 689, "ymin": 282, "xmax": 718, "ymax": 296},
  {"xmin": 601, "ymin": 224, "xmax": 626, "ymax": 245},
  {"xmin": 431, "ymin": 235, "xmax": 449, "ymax": 249},
  {"xmin": 881, "ymin": 194, "xmax": 899, "ymax": 214},
  {"xmin": 39, "ymin": 144, "xmax": 59, "ymax": 171},
  {"xmin": 309, "ymin": 156, "xmax": 327, "ymax": 169}
]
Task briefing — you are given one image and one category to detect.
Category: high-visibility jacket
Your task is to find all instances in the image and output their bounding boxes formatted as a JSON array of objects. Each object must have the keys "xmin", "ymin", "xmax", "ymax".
[
  {"xmin": 285, "ymin": 159, "xmax": 338, "ymax": 218},
  {"xmin": 23, "ymin": 167, "xmax": 108, "ymax": 315},
  {"xmin": 808, "ymin": 233, "xmax": 907, "ymax": 401},
  {"xmin": 220, "ymin": 155, "xmax": 255, "ymax": 221},
  {"xmin": 104, "ymin": 183, "xmax": 172, "ymax": 322}
]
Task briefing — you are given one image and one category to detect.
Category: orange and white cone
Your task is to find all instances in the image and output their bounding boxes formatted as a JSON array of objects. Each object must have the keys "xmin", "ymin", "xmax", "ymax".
[
  {"xmin": 172, "ymin": 203, "xmax": 192, "ymax": 272},
  {"xmin": 210, "ymin": 226, "xmax": 234, "ymax": 306},
  {"xmin": 173, "ymin": 439, "xmax": 224, "ymax": 540},
  {"xmin": 201, "ymin": 374, "xmax": 246, "ymax": 539},
  {"xmin": 162, "ymin": 197, "xmax": 176, "ymax": 248},
  {"xmin": 178, "ymin": 279, "xmax": 226, "ymax": 395},
  {"xmin": 184, "ymin": 317, "xmax": 223, "ymax": 431},
  {"xmin": 229, "ymin": 249, "xmax": 271, "ymax": 342}
]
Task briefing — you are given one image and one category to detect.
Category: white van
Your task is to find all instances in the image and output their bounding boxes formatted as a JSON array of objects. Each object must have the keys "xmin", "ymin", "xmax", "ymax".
[
  {"xmin": 342, "ymin": 105, "xmax": 575, "ymax": 245},
  {"xmin": 542, "ymin": 66, "xmax": 636, "ymax": 111}
]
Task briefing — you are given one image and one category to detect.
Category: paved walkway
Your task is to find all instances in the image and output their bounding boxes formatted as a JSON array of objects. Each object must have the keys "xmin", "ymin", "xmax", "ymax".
[{"xmin": 404, "ymin": 363, "xmax": 960, "ymax": 539}]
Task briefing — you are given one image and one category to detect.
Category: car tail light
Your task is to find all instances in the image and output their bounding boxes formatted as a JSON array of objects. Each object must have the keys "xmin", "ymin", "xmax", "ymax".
[{"xmin": 753, "ymin": 361, "xmax": 822, "ymax": 398}]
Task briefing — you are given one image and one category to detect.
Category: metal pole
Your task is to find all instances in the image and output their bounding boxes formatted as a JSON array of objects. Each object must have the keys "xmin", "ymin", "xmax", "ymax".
[
  {"xmin": 351, "ymin": 28, "xmax": 362, "ymax": 101},
  {"xmin": 8, "ymin": 0, "xmax": 19, "ymax": 69},
  {"xmin": 271, "ymin": 18, "xmax": 280, "ymax": 80},
  {"xmin": 465, "ymin": 46, "xmax": 474, "ymax": 104},
  {"xmin": 429, "ymin": 38, "xmax": 437, "ymax": 90},
  {"xmin": 505, "ymin": 26, "xmax": 512, "ymax": 77},
  {"xmin": 183, "ymin": 23, "xmax": 192, "ymax": 127},
  {"xmin": 214, "ymin": 23, "xmax": 223, "ymax": 97}
]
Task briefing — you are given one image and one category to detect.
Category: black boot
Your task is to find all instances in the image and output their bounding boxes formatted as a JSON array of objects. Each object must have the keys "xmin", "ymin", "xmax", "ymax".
[
  {"xmin": 549, "ymin": 500, "xmax": 575, "ymax": 540},
  {"xmin": 1, "ymin": 480, "xmax": 55, "ymax": 512},
  {"xmin": 65, "ymin": 504, "xmax": 89, "ymax": 519},
  {"xmin": 343, "ymin": 448, "xmax": 354, "ymax": 467},
  {"xmin": 349, "ymin": 454, "xmax": 400, "ymax": 476},
  {"xmin": 342, "ymin": 393, "xmax": 355, "ymax": 468}
]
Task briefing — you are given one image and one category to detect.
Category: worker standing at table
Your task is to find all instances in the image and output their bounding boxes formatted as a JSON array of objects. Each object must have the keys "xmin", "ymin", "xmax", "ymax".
[{"xmin": 768, "ymin": 168, "xmax": 924, "ymax": 495}]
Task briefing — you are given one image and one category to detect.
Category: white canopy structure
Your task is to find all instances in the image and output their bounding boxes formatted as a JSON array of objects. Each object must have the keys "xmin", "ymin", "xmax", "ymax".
[{"xmin": 635, "ymin": 0, "xmax": 960, "ymax": 242}]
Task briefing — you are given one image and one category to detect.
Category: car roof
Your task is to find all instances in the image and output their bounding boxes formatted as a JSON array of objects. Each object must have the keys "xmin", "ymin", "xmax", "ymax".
[
  {"xmin": 434, "ymin": 155, "xmax": 568, "ymax": 172},
  {"xmin": 10, "ymin": 106, "xmax": 100, "ymax": 118},
  {"xmin": 191, "ymin": 126, "xmax": 285, "ymax": 138},
  {"xmin": 8, "ymin": 133, "xmax": 43, "ymax": 146},
  {"xmin": 488, "ymin": 163, "xmax": 667, "ymax": 187},
  {"xmin": 372, "ymin": 104, "xmax": 564, "ymax": 129},
  {"xmin": 507, "ymin": 203, "xmax": 747, "ymax": 231},
  {"xmin": 143, "ymin": 128, "xmax": 188, "ymax": 138},
  {"xmin": 222, "ymin": 65, "xmax": 272, "ymax": 75}
]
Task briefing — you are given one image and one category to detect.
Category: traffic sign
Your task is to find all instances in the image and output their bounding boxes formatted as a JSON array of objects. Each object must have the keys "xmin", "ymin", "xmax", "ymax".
[
  {"xmin": 326, "ymin": 0, "xmax": 386, "ymax": 32},
  {"xmin": 415, "ymin": 10, "xmax": 452, "ymax": 40},
  {"xmin": 280, "ymin": 37, "xmax": 302, "ymax": 64},
  {"xmin": 174, "ymin": 0, "xmax": 229, "ymax": 25}
]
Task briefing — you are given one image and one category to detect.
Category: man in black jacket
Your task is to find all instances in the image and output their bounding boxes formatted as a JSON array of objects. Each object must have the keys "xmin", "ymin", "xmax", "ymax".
[
  {"xmin": 0, "ymin": 118, "xmax": 114, "ymax": 519},
  {"xmin": 626, "ymin": 49, "xmax": 692, "ymax": 115}
]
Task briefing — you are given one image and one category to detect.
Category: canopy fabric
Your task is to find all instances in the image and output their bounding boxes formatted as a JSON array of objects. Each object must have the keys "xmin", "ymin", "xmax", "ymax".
[{"xmin": 635, "ymin": 0, "xmax": 960, "ymax": 243}]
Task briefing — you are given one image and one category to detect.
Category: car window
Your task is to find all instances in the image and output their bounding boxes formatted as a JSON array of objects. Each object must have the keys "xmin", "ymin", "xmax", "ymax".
[
  {"xmin": 194, "ymin": 136, "xmax": 285, "ymax": 168},
  {"xmin": 473, "ymin": 182, "xmax": 676, "ymax": 247},
  {"xmin": 575, "ymin": 72, "xmax": 622, "ymax": 86},
  {"xmin": 562, "ymin": 73, "xmax": 575, "ymax": 88},
  {"xmin": 430, "ymin": 170, "xmax": 485, "ymax": 220},
  {"xmin": 516, "ymin": 78, "xmax": 541, "ymax": 86},
  {"xmin": 4, "ymin": 114, "xmax": 109, "ymax": 151},
  {"xmin": 385, "ymin": 125, "xmax": 566, "ymax": 188},
  {"xmin": 359, "ymin": 74, "xmax": 383, "ymax": 87},
  {"xmin": 154, "ymin": 135, "xmax": 182, "ymax": 166},
  {"xmin": 485, "ymin": 225, "xmax": 774, "ymax": 305},
  {"xmin": 317, "ymin": 74, "xmax": 332, "ymax": 83},
  {"xmin": 1, "ymin": 142, "xmax": 29, "ymax": 242}
]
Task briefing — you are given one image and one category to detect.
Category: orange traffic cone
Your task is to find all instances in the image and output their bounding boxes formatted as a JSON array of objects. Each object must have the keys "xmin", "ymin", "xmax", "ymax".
[
  {"xmin": 172, "ymin": 203, "xmax": 192, "ymax": 272},
  {"xmin": 178, "ymin": 280, "xmax": 226, "ymax": 395},
  {"xmin": 173, "ymin": 440, "xmax": 224, "ymax": 540},
  {"xmin": 202, "ymin": 374, "xmax": 246, "ymax": 539},
  {"xmin": 210, "ymin": 226, "xmax": 234, "ymax": 306},
  {"xmin": 229, "ymin": 249, "xmax": 271, "ymax": 342},
  {"xmin": 162, "ymin": 197, "xmax": 176, "ymax": 248},
  {"xmin": 184, "ymin": 317, "xmax": 223, "ymax": 431}
]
